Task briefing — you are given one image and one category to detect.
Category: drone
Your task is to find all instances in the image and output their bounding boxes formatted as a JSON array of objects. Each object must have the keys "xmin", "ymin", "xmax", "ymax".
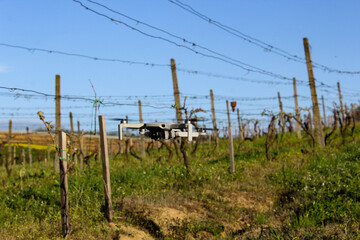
[{"xmin": 117, "ymin": 119, "xmax": 210, "ymax": 142}]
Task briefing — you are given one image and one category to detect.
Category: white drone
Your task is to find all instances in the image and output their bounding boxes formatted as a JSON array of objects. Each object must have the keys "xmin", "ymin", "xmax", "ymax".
[{"xmin": 118, "ymin": 119, "xmax": 209, "ymax": 142}]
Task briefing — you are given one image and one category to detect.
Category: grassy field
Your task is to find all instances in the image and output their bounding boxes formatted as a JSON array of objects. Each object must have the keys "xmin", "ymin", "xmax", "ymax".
[{"xmin": 0, "ymin": 128, "xmax": 359, "ymax": 239}]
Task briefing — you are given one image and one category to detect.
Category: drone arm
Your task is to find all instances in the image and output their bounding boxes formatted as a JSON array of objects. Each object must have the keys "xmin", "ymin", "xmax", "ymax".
[
  {"xmin": 124, "ymin": 123, "xmax": 144, "ymax": 129},
  {"xmin": 174, "ymin": 131, "xmax": 205, "ymax": 141},
  {"xmin": 172, "ymin": 122, "xmax": 206, "ymax": 141},
  {"xmin": 188, "ymin": 122, "xmax": 193, "ymax": 141},
  {"xmin": 118, "ymin": 124, "xmax": 123, "ymax": 140},
  {"xmin": 118, "ymin": 123, "xmax": 144, "ymax": 140},
  {"xmin": 174, "ymin": 131, "xmax": 188, "ymax": 138}
]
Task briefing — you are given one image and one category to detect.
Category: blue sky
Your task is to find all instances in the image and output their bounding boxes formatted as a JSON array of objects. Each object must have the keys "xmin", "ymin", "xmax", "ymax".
[{"xmin": 0, "ymin": 0, "xmax": 359, "ymax": 132}]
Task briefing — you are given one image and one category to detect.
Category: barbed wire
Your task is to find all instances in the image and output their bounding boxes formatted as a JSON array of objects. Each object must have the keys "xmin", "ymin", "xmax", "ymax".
[
  {"xmin": 177, "ymin": 68, "xmax": 308, "ymax": 86},
  {"xmin": 2, "ymin": 42, "xmax": 358, "ymax": 95},
  {"xmin": 72, "ymin": 0, "xmax": 299, "ymax": 81},
  {"xmin": 167, "ymin": 0, "xmax": 360, "ymax": 75},
  {"xmin": 182, "ymin": 92, "xmax": 311, "ymax": 101},
  {"xmin": 1, "ymin": 85, "xmax": 357, "ymax": 109},
  {"xmin": 1, "ymin": 83, "xmax": 357, "ymax": 120},
  {"xmin": 0, "ymin": 43, "xmax": 168, "ymax": 67},
  {"xmin": 0, "ymin": 86, "xmax": 171, "ymax": 109},
  {"xmin": 0, "ymin": 42, "xmax": 303, "ymax": 87}
]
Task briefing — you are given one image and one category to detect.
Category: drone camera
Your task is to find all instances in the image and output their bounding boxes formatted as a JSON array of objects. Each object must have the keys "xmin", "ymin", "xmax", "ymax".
[{"xmin": 145, "ymin": 130, "xmax": 165, "ymax": 140}]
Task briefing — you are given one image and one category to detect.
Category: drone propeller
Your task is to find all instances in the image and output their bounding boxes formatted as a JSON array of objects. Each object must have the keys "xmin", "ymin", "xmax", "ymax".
[
  {"xmin": 110, "ymin": 118, "xmax": 137, "ymax": 122},
  {"xmin": 110, "ymin": 118, "xmax": 126, "ymax": 121},
  {"xmin": 198, "ymin": 127, "xmax": 218, "ymax": 131}
]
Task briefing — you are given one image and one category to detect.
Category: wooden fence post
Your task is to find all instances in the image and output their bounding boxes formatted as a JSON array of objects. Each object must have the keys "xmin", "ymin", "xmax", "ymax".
[
  {"xmin": 322, "ymin": 96, "xmax": 327, "ymax": 128},
  {"xmin": 138, "ymin": 100, "xmax": 146, "ymax": 159},
  {"xmin": 59, "ymin": 131, "xmax": 70, "ymax": 237},
  {"xmin": 69, "ymin": 112, "xmax": 77, "ymax": 165},
  {"xmin": 26, "ymin": 127, "xmax": 32, "ymax": 166},
  {"xmin": 332, "ymin": 101, "xmax": 338, "ymax": 130},
  {"xmin": 337, "ymin": 82, "xmax": 345, "ymax": 123},
  {"xmin": 303, "ymin": 38, "xmax": 325, "ymax": 147},
  {"xmin": 237, "ymin": 108, "xmax": 244, "ymax": 140},
  {"xmin": 55, "ymin": 74, "xmax": 61, "ymax": 172},
  {"xmin": 171, "ymin": 58, "xmax": 183, "ymax": 123},
  {"xmin": 293, "ymin": 78, "xmax": 301, "ymax": 138},
  {"xmin": 226, "ymin": 101, "xmax": 235, "ymax": 173},
  {"xmin": 98, "ymin": 115, "xmax": 113, "ymax": 221},
  {"xmin": 210, "ymin": 89, "xmax": 219, "ymax": 145},
  {"xmin": 278, "ymin": 92, "xmax": 285, "ymax": 133},
  {"xmin": 6, "ymin": 120, "xmax": 12, "ymax": 175},
  {"xmin": 21, "ymin": 149, "xmax": 25, "ymax": 169}
]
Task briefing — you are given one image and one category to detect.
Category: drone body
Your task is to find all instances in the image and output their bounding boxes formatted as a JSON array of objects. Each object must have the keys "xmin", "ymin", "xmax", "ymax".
[{"xmin": 118, "ymin": 119, "xmax": 207, "ymax": 141}]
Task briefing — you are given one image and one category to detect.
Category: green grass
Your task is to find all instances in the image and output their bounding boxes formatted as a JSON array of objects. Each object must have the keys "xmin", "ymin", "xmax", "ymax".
[{"xmin": 1, "ymin": 128, "xmax": 360, "ymax": 239}]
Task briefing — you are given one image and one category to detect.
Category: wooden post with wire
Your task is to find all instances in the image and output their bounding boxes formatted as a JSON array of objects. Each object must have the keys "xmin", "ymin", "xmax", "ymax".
[
  {"xmin": 322, "ymin": 96, "xmax": 327, "ymax": 128},
  {"xmin": 69, "ymin": 112, "xmax": 77, "ymax": 165},
  {"xmin": 98, "ymin": 115, "xmax": 113, "ymax": 221},
  {"xmin": 332, "ymin": 101, "xmax": 338, "ymax": 130},
  {"xmin": 171, "ymin": 58, "xmax": 183, "ymax": 123},
  {"xmin": 237, "ymin": 108, "xmax": 244, "ymax": 140},
  {"xmin": 138, "ymin": 100, "xmax": 146, "ymax": 159},
  {"xmin": 77, "ymin": 121, "xmax": 84, "ymax": 170},
  {"xmin": 210, "ymin": 89, "xmax": 219, "ymax": 145},
  {"xmin": 26, "ymin": 127, "xmax": 32, "ymax": 166},
  {"xmin": 303, "ymin": 38, "xmax": 325, "ymax": 147},
  {"xmin": 293, "ymin": 78, "xmax": 301, "ymax": 138},
  {"xmin": 278, "ymin": 92, "xmax": 285, "ymax": 133},
  {"xmin": 59, "ymin": 131, "xmax": 70, "ymax": 237},
  {"xmin": 6, "ymin": 120, "xmax": 12, "ymax": 175},
  {"xmin": 226, "ymin": 101, "xmax": 235, "ymax": 173},
  {"xmin": 337, "ymin": 82, "xmax": 345, "ymax": 123},
  {"xmin": 55, "ymin": 74, "xmax": 61, "ymax": 172}
]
